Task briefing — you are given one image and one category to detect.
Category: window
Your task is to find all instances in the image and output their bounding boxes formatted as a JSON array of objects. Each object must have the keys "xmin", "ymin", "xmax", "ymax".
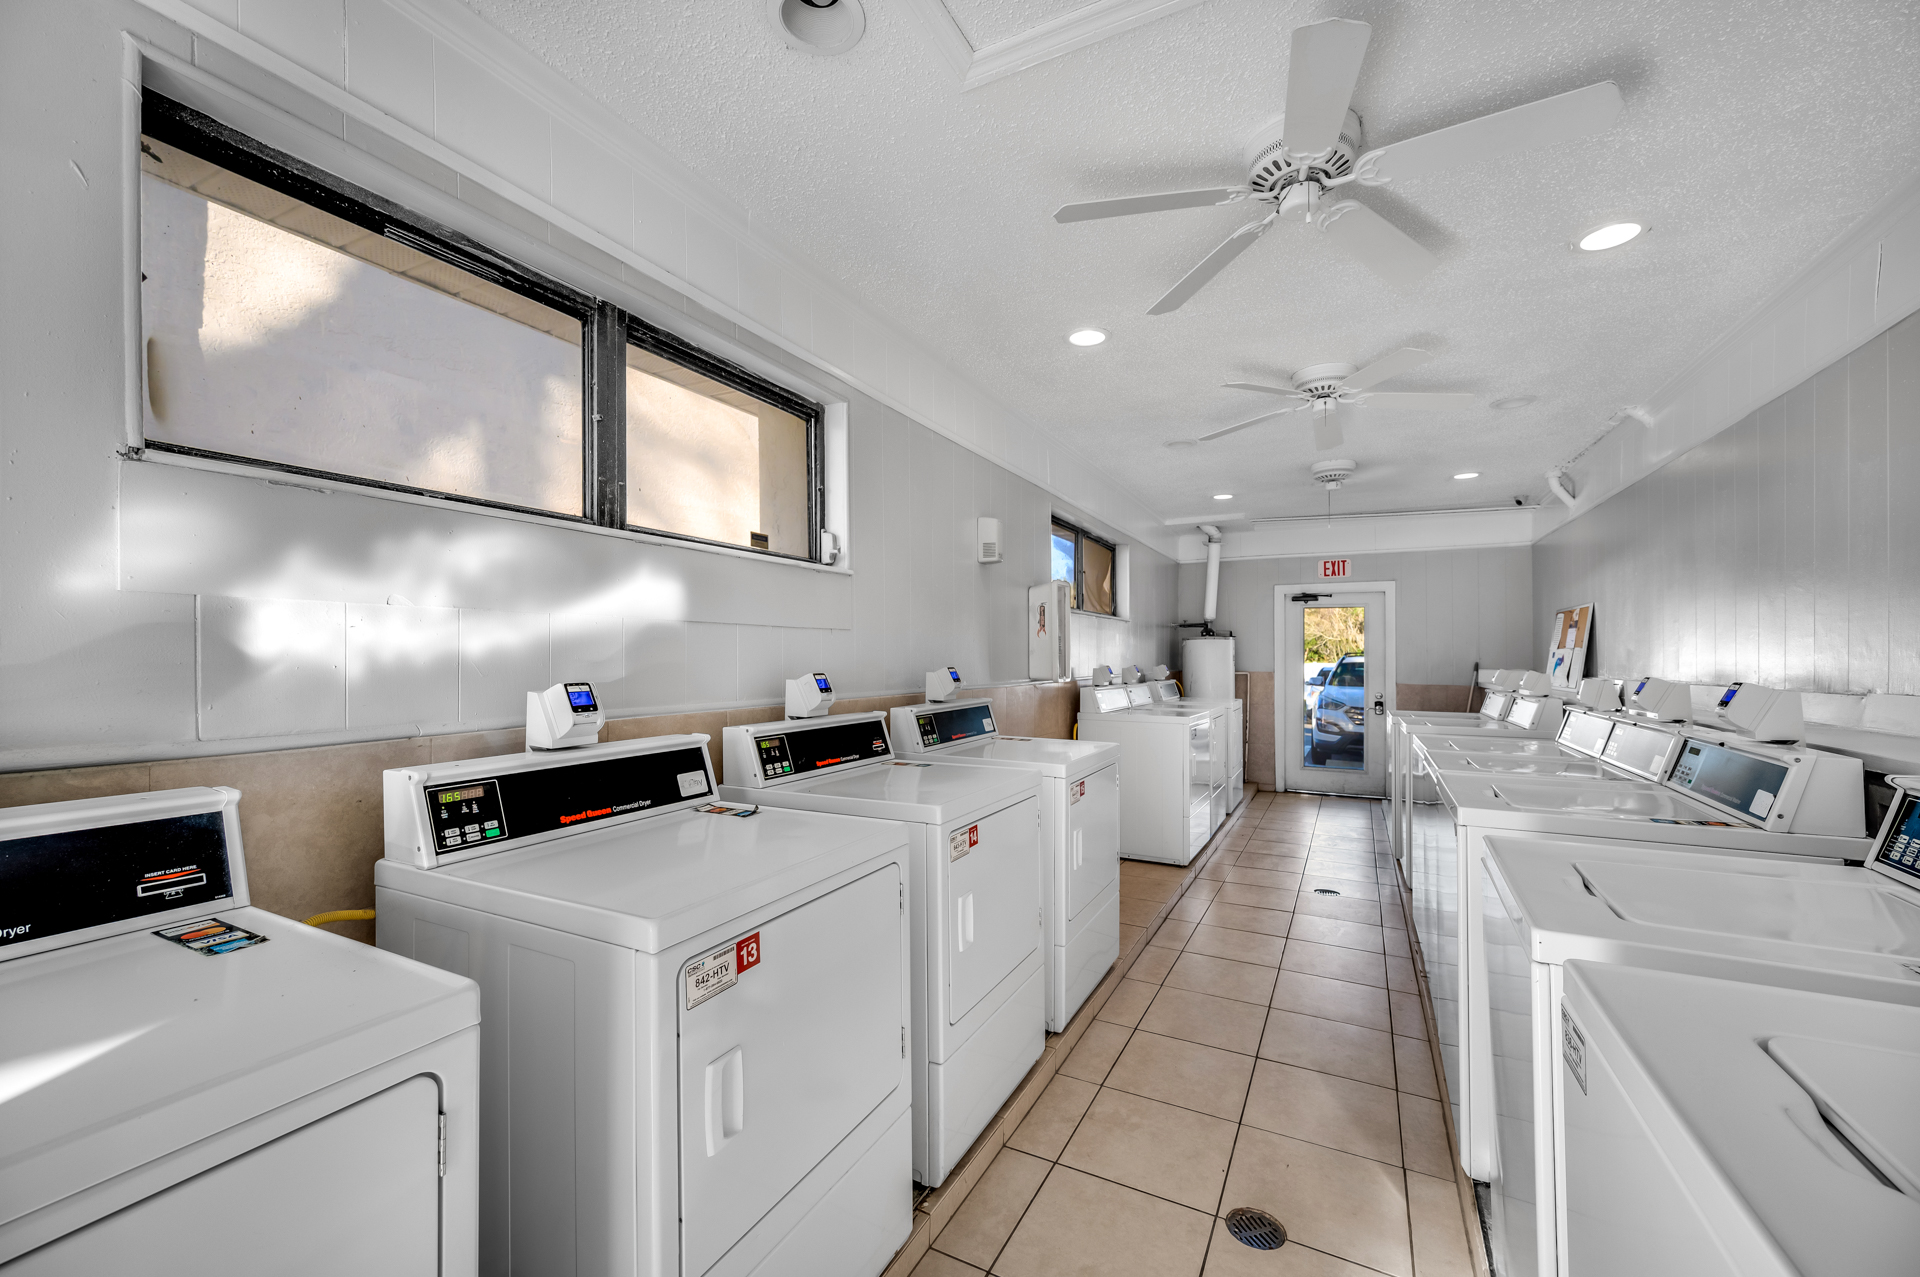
[
  {"xmin": 1050, "ymin": 519, "xmax": 1116, "ymax": 616},
  {"xmin": 136, "ymin": 94, "xmax": 821, "ymax": 559}
]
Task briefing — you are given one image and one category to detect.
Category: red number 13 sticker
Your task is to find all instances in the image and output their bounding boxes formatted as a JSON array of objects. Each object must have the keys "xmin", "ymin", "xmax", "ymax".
[{"xmin": 735, "ymin": 932, "xmax": 761, "ymax": 973}]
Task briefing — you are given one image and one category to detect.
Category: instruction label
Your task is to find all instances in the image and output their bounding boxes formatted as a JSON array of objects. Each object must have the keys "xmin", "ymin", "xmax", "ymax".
[
  {"xmin": 155, "ymin": 917, "xmax": 269, "ymax": 956},
  {"xmin": 686, "ymin": 932, "xmax": 762, "ymax": 1009},
  {"xmin": 950, "ymin": 824, "xmax": 980, "ymax": 861},
  {"xmin": 1561, "ymin": 1006, "xmax": 1588, "ymax": 1095},
  {"xmin": 1070, "ymin": 779, "xmax": 1087, "ymax": 805}
]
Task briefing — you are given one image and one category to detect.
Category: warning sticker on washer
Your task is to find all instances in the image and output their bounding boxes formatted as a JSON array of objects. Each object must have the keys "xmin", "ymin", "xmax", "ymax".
[
  {"xmin": 1069, "ymin": 780, "xmax": 1086, "ymax": 805},
  {"xmin": 1561, "ymin": 1006, "xmax": 1587, "ymax": 1095},
  {"xmin": 950, "ymin": 824, "xmax": 979, "ymax": 861},
  {"xmin": 155, "ymin": 917, "xmax": 269, "ymax": 955},
  {"xmin": 677, "ymin": 770, "xmax": 710, "ymax": 798}
]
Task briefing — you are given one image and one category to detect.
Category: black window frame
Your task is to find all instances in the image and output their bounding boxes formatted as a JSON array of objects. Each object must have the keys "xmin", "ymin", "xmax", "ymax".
[
  {"xmin": 1050, "ymin": 517, "xmax": 1117, "ymax": 617},
  {"xmin": 137, "ymin": 92, "xmax": 824, "ymax": 561}
]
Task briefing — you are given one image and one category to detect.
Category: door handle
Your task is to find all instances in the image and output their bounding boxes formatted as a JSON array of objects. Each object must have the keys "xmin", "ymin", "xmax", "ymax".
[
  {"xmin": 956, "ymin": 893, "xmax": 974, "ymax": 951},
  {"xmin": 704, "ymin": 1046, "xmax": 744, "ymax": 1155},
  {"xmin": 1372, "ymin": 695, "xmax": 1385, "ymax": 716},
  {"xmin": 1072, "ymin": 828, "xmax": 1083, "ymax": 870}
]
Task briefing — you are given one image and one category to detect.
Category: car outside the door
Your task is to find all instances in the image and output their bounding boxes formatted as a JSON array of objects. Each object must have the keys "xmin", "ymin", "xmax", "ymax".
[{"xmin": 1310, "ymin": 654, "xmax": 1366, "ymax": 763}]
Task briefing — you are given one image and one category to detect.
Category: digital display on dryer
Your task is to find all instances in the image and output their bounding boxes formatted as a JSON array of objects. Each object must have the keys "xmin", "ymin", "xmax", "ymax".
[
  {"xmin": 917, "ymin": 704, "xmax": 995, "ymax": 747},
  {"xmin": 767, "ymin": 719, "xmax": 892, "ymax": 775},
  {"xmin": 425, "ymin": 746, "xmax": 712, "ymax": 858},
  {"xmin": 1668, "ymin": 738, "xmax": 1790, "ymax": 823}
]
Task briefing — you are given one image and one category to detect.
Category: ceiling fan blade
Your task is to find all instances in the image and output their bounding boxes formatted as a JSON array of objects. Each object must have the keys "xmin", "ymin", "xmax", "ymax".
[
  {"xmin": 1198, "ymin": 409, "xmax": 1294, "ymax": 443},
  {"xmin": 1283, "ymin": 19, "xmax": 1372, "ymax": 156},
  {"xmin": 1053, "ymin": 187, "xmax": 1250, "ymax": 223},
  {"xmin": 1355, "ymin": 391, "xmax": 1477, "ymax": 409},
  {"xmin": 1358, "ymin": 81, "xmax": 1623, "ymax": 184},
  {"xmin": 1342, "ymin": 347, "xmax": 1431, "ymax": 391},
  {"xmin": 1313, "ymin": 414, "xmax": 1344, "ymax": 450},
  {"xmin": 1147, "ymin": 215, "xmax": 1276, "ymax": 315},
  {"xmin": 1222, "ymin": 381, "xmax": 1307, "ymax": 398},
  {"xmin": 1317, "ymin": 200, "xmax": 1436, "ymax": 289}
]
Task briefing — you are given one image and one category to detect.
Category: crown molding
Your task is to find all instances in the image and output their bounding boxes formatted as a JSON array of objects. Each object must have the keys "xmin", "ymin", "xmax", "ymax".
[{"xmin": 897, "ymin": 0, "xmax": 1210, "ymax": 91}]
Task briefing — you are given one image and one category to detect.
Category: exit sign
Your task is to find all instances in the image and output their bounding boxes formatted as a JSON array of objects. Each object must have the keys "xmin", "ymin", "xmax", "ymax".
[{"xmin": 1320, "ymin": 559, "xmax": 1349, "ymax": 579}]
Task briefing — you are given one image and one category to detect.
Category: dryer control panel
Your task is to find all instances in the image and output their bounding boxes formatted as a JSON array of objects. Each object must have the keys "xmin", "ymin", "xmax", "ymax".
[
  {"xmin": 722, "ymin": 713, "xmax": 895, "ymax": 789},
  {"xmin": 898, "ymin": 700, "xmax": 996, "ymax": 752}
]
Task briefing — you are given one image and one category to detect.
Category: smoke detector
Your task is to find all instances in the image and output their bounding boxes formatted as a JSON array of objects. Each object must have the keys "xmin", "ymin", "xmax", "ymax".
[
  {"xmin": 1312, "ymin": 459, "xmax": 1356, "ymax": 490},
  {"xmin": 766, "ymin": 0, "xmax": 866, "ymax": 54}
]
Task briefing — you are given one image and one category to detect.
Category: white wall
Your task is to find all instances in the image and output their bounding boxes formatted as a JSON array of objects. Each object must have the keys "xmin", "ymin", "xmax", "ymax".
[
  {"xmin": 1176, "ymin": 548, "xmax": 1536, "ymax": 687},
  {"xmin": 0, "ymin": 0, "xmax": 1176, "ymax": 769}
]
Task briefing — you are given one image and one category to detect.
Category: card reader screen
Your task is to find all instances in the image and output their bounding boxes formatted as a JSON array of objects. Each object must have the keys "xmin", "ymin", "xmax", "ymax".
[
  {"xmin": 814, "ymin": 674, "xmax": 832, "ymax": 692},
  {"xmin": 1668, "ymin": 738, "xmax": 1791, "ymax": 822},
  {"xmin": 1718, "ymin": 683, "xmax": 1741, "ymax": 708},
  {"xmin": 917, "ymin": 703, "xmax": 995, "ymax": 748},
  {"xmin": 566, "ymin": 683, "xmax": 597, "ymax": 712},
  {"xmin": 1, "ymin": 812, "xmax": 233, "ymax": 948},
  {"xmin": 1873, "ymin": 793, "xmax": 1920, "ymax": 885},
  {"xmin": 768, "ymin": 719, "xmax": 891, "ymax": 775}
]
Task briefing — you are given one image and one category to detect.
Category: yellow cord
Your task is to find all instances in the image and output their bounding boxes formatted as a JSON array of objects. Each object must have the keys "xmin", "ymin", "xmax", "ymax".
[{"xmin": 304, "ymin": 909, "xmax": 376, "ymax": 927}]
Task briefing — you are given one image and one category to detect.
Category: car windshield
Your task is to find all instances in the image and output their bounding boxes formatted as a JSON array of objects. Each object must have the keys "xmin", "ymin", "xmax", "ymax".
[{"xmin": 1329, "ymin": 660, "xmax": 1365, "ymax": 687}]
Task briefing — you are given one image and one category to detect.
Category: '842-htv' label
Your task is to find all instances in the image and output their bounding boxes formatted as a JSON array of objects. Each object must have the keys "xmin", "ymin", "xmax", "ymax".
[{"xmin": 685, "ymin": 931, "xmax": 762, "ymax": 1009}]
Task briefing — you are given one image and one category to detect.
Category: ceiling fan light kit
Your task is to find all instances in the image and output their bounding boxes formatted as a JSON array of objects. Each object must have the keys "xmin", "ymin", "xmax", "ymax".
[
  {"xmin": 1051, "ymin": 17, "xmax": 1624, "ymax": 313},
  {"xmin": 1200, "ymin": 346, "xmax": 1474, "ymax": 449}
]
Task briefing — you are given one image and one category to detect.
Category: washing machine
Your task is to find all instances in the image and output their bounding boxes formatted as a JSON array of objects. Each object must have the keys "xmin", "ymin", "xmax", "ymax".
[
  {"xmin": 1143, "ymin": 679, "xmax": 1244, "ymax": 817},
  {"xmin": 1479, "ymin": 799, "xmax": 1920, "ymax": 1277},
  {"xmin": 374, "ymin": 734, "xmax": 913, "ymax": 1277},
  {"xmin": 1560, "ymin": 959, "xmax": 1920, "ymax": 1277},
  {"xmin": 888, "ymin": 698, "xmax": 1120, "ymax": 1031},
  {"xmin": 1078, "ymin": 685, "xmax": 1221, "ymax": 864},
  {"xmin": 1390, "ymin": 677, "xmax": 1574, "ymax": 859},
  {"xmin": 717, "ymin": 712, "xmax": 1041, "ymax": 1188},
  {"xmin": 1, "ymin": 787, "xmax": 479, "ymax": 1275},
  {"xmin": 1419, "ymin": 733, "xmax": 1870, "ymax": 1179}
]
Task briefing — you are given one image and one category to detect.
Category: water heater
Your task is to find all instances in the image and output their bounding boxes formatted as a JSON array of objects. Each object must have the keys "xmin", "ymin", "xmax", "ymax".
[{"xmin": 1182, "ymin": 637, "xmax": 1235, "ymax": 700}]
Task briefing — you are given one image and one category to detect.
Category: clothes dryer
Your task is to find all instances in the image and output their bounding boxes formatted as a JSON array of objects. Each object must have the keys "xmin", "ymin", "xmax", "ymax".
[
  {"xmin": 889, "ymin": 699, "xmax": 1119, "ymax": 1031},
  {"xmin": 718, "ymin": 713, "xmax": 1041, "ymax": 1187},
  {"xmin": 1, "ymin": 787, "xmax": 479, "ymax": 1275},
  {"xmin": 1144, "ymin": 680, "xmax": 1245, "ymax": 817},
  {"xmin": 1077, "ymin": 686, "xmax": 1221, "ymax": 864},
  {"xmin": 376, "ymin": 735, "xmax": 914, "ymax": 1277},
  {"xmin": 1560, "ymin": 961, "xmax": 1920, "ymax": 1277},
  {"xmin": 1479, "ymin": 818, "xmax": 1920, "ymax": 1277}
]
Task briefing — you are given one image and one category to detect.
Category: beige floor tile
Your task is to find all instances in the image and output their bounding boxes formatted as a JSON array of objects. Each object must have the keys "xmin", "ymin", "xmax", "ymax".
[
  {"xmin": 914, "ymin": 1248, "xmax": 987, "ymax": 1277},
  {"xmin": 1062, "ymin": 1087, "xmax": 1238, "ymax": 1212},
  {"xmin": 1241, "ymin": 1059, "xmax": 1402, "ymax": 1165},
  {"xmin": 1201, "ymin": 858, "xmax": 1234, "ymax": 881},
  {"xmin": 1185, "ymin": 877, "xmax": 1225, "ymax": 903},
  {"xmin": 1129, "ymin": 943, "xmax": 1181, "ymax": 983},
  {"xmin": 1118, "ymin": 923, "xmax": 1145, "ymax": 952},
  {"xmin": 1300, "ymin": 870, "xmax": 1381, "ymax": 898},
  {"xmin": 1268, "ymin": 970, "xmax": 1392, "ymax": 1032},
  {"xmin": 994, "ymin": 1164, "xmax": 1214, "ymax": 1277},
  {"xmin": 1007, "ymin": 1074, "xmax": 1100, "ymax": 1160},
  {"xmin": 1216, "ymin": 881, "xmax": 1299, "ymax": 912},
  {"xmin": 1281, "ymin": 940, "xmax": 1387, "ymax": 989},
  {"xmin": 1384, "ymin": 955, "xmax": 1418, "ymax": 994},
  {"xmin": 1224, "ymin": 863, "xmax": 1304, "ymax": 889},
  {"xmin": 1220, "ymin": 1127, "xmax": 1412, "ymax": 1277},
  {"xmin": 1153, "ymin": 918, "xmax": 1199, "ymax": 949},
  {"xmin": 1167, "ymin": 952, "xmax": 1282, "ymax": 1005},
  {"xmin": 1105, "ymin": 1029, "xmax": 1257, "ymax": 1120},
  {"xmin": 1258, "ymin": 1009, "xmax": 1396, "ymax": 1088},
  {"xmin": 1393, "ymin": 1035, "xmax": 1441, "ymax": 1101},
  {"xmin": 1200, "ymin": 901, "xmax": 1293, "ymax": 938},
  {"xmin": 1098, "ymin": 977, "xmax": 1161, "ymax": 1028},
  {"xmin": 1061, "ymin": 1019, "xmax": 1133, "ymax": 1084},
  {"xmin": 933, "ymin": 1147, "xmax": 1052, "ymax": 1270},
  {"xmin": 1397, "ymin": 1093, "xmax": 1456, "ymax": 1180},
  {"xmin": 1120, "ymin": 897, "xmax": 1166, "ymax": 928},
  {"xmin": 1186, "ymin": 924, "xmax": 1287, "ymax": 967},
  {"xmin": 1201, "ymin": 1220, "xmax": 1384, "ymax": 1275},
  {"xmin": 1388, "ymin": 991, "xmax": 1428, "ymax": 1040},
  {"xmin": 1237, "ymin": 850, "xmax": 1308, "ymax": 871},
  {"xmin": 1287, "ymin": 915, "xmax": 1384, "ymax": 953},
  {"xmin": 1383, "ymin": 928, "xmax": 1412, "ymax": 958},
  {"xmin": 1303, "ymin": 843, "xmax": 1376, "ymax": 865},
  {"xmin": 1293, "ymin": 892, "xmax": 1382, "ymax": 926},
  {"xmin": 1406, "ymin": 1170, "xmax": 1475, "ymax": 1277},
  {"xmin": 1169, "ymin": 895, "xmax": 1214, "ymax": 923},
  {"xmin": 1244, "ymin": 836, "xmax": 1312, "ymax": 857},
  {"xmin": 1139, "ymin": 985, "xmax": 1270, "ymax": 1056}
]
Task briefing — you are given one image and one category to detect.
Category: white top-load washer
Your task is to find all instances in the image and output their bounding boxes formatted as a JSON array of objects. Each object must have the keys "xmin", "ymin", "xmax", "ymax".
[
  {"xmin": 1, "ymin": 787, "xmax": 480, "ymax": 1275},
  {"xmin": 1477, "ymin": 792, "xmax": 1920, "ymax": 1277},
  {"xmin": 1560, "ymin": 960, "xmax": 1920, "ymax": 1277},
  {"xmin": 1390, "ymin": 676, "xmax": 1571, "ymax": 858},
  {"xmin": 1144, "ymin": 679, "xmax": 1245, "ymax": 817},
  {"xmin": 1415, "ymin": 734, "xmax": 1870, "ymax": 1180},
  {"xmin": 376, "ymin": 734, "xmax": 914, "ymax": 1277},
  {"xmin": 718, "ymin": 712, "xmax": 1041, "ymax": 1188},
  {"xmin": 888, "ymin": 698, "xmax": 1120, "ymax": 1032},
  {"xmin": 1077, "ymin": 685, "xmax": 1221, "ymax": 865}
]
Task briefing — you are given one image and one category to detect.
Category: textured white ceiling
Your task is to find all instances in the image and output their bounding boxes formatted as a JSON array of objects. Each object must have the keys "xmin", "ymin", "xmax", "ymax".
[{"xmin": 465, "ymin": 0, "xmax": 1920, "ymax": 520}]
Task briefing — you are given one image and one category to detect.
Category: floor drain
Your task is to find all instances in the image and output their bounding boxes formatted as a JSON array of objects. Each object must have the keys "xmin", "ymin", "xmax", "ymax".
[
  {"xmin": 1312, "ymin": 887, "xmax": 1341, "ymax": 896},
  {"xmin": 1224, "ymin": 1207, "xmax": 1287, "ymax": 1250}
]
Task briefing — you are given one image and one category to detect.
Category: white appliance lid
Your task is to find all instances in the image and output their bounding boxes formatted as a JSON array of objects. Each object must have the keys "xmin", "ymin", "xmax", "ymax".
[
  {"xmin": 0, "ymin": 907, "xmax": 476, "ymax": 1235},
  {"xmin": 1424, "ymin": 752, "xmax": 1608, "ymax": 776},
  {"xmin": 1415, "ymin": 735, "xmax": 1565, "ymax": 755},
  {"xmin": 939, "ymin": 735, "xmax": 1117, "ymax": 780},
  {"xmin": 763, "ymin": 759, "xmax": 1037, "ymax": 823}
]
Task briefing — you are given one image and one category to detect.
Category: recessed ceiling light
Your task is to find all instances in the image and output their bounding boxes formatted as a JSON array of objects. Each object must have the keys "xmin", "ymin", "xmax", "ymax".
[
  {"xmin": 1164, "ymin": 439, "xmax": 1196, "ymax": 449},
  {"xmin": 1213, "ymin": 493, "xmax": 1233, "ymax": 500},
  {"xmin": 1490, "ymin": 395, "xmax": 1536, "ymax": 410},
  {"xmin": 1067, "ymin": 328, "xmax": 1107, "ymax": 346},
  {"xmin": 1577, "ymin": 222, "xmax": 1644, "ymax": 251},
  {"xmin": 1453, "ymin": 472, "xmax": 1480, "ymax": 480}
]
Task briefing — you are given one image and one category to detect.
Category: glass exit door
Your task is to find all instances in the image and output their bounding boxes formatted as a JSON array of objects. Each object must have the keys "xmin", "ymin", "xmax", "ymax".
[{"xmin": 1280, "ymin": 589, "xmax": 1392, "ymax": 796}]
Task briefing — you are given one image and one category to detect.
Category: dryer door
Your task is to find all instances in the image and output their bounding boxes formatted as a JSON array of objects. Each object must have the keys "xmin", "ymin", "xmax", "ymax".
[
  {"xmin": 947, "ymin": 796, "xmax": 1042, "ymax": 1025},
  {"xmin": 1066, "ymin": 764, "xmax": 1120, "ymax": 921},
  {"xmin": 678, "ymin": 864, "xmax": 904, "ymax": 1276}
]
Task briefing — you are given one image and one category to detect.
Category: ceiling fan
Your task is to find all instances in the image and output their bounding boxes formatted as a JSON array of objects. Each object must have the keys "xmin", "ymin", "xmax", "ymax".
[
  {"xmin": 1198, "ymin": 347, "xmax": 1472, "ymax": 449},
  {"xmin": 1053, "ymin": 17, "xmax": 1623, "ymax": 314}
]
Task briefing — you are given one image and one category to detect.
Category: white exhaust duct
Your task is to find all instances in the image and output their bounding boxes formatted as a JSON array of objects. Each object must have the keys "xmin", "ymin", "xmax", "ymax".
[{"xmin": 1199, "ymin": 524, "xmax": 1223, "ymax": 622}]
